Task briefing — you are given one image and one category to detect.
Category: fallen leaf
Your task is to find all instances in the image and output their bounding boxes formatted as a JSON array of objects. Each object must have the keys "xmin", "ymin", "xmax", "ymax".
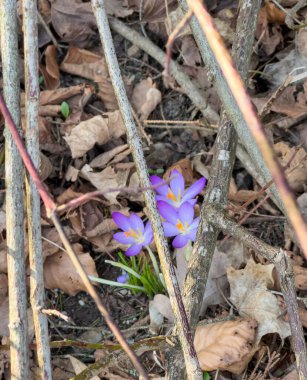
[
  {"xmin": 164, "ymin": 158, "xmax": 194, "ymax": 186},
  {"xmin": 40, "ymin": 45, "xmax": 60, "ymax": 90},
  {"xmin": 44, "ymin": 244, "xmax": 98, "ymax": 296},
  {"xmin": 149, "ymin": 299, "xmax": 165, "ymax": 334},
  {"xmin": 228, "ymin": 259, "xmax": 291, "ymax": 342},
  {"xmin": 194, "ymin": 318, "xmax": 258, "ymax": 373},
  {"xmin": 274, "ymin": 142, "xmax": 307, "ymax": 192},
  {"xmin": 60, "ymin": 47, "xmax": 118, "ymax": 110},
  {"xmin": 181, "ymin": 36, "xmax": 202, "ymax": 67},
  {"xmin": 90, "ymin": 144, "xmax": 130, "ymax": 169},
  {"xmin": 262, "ymin": 2, "xmax": 286, "ymax": 24},
  {"xmin": 63, "ymin": 111, "xmax": 126, "ymax": 158},
  {"xmin": 131, "ymin": 78, "xmax": 162, "ymax": 121},
  {"xmin": 39, "ymin": 152, "xmax": 53, "ymax": 181},
  {"xmin": 282, "ymin": 369, "xmax": 299, "ymax": 380},
  {"xmin": 293, "ymin": 265, "xmax": 307, "ymax": 290},
  {"xmin": 80, "ymin": 165, "xmax": 130, "ymax": 204}
]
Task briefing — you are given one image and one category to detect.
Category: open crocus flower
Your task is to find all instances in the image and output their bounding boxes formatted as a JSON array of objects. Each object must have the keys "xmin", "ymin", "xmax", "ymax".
[
  {"xmin": 150, "ymin": 169, "xmax": 206, "ymax": 208},
  {"xmin": 157, "ymin": 201, "xmax": 199, "ymax": 248},
  {"xmin": 112, "ymin": 212, "xmax": 153, "ymax": 256}
]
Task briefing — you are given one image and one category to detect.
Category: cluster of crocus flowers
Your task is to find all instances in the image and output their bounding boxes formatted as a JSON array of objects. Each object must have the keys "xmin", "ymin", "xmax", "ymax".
[{"xmin": 151, "ymin": 169, "xmax": 206, "ymax": 248}]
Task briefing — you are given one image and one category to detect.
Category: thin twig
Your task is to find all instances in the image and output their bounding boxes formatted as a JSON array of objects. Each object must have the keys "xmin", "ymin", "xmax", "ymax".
[
  {"xmin": 207, "ymin": 205, "xmax": 307, "ymax": 379},
  {"xmin": 0, "ymin": 1, "xmax": 29, "ymax": 378},
  {"xmin": 186, "ymin": 0, "xmax": 307, "ymax": 259},
  {"xmin": 109, "ymin": 17, "xmax": 219, "ymax": 124},
  {"xmin": 0, "ymin": 93, "xmax": 150, "ymax": 380},
  {"xmin": 22, "ymin": 0, "xmax": 52, "ymax": 378},
  {"xmin": 91, "ymin": 1, "xmax": 203, "ymax": 379}
]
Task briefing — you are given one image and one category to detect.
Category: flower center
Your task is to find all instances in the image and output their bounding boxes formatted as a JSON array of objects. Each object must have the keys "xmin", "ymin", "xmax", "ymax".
[
  {"xmin": 176, "ymin": 219, "xmax": 188, "ymax": 233},
  {"xmin": 124, "ymin": 228, "xmax": 144, "ymax": 244},
  {"xmin": 167, "ymin": 190, "xmax": 177, "ymax": 202}
]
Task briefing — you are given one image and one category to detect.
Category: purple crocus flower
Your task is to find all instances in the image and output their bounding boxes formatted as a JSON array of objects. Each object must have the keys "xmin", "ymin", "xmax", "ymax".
[
  {"xmin": 157, "ymin": 201, "xmax": 199, "ymax": 248},
  {"xmin": 112, "ymin": 212, "xmax": 153, "ymax": 256},
  {"xmin": 150, "ymin": 169, "xmax": 206, "ymax": 208},
  {"xmin": 117, "ymin": 271, "xmax": 129, "ymax": 283}
]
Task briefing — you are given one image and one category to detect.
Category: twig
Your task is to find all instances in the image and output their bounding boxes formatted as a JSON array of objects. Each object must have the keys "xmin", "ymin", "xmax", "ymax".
[
  {"xmin": 22, "ymin": 1, "xmax": 52, "ymax": 378},
  {"xmin": 186, "ymin": 0, "xmax": 307, "ymax": 259},
  {"xmin": 108, "ymin": 17, "xmax": 219, "ymax": 124},
  {"xmin": 37, "ymin": 11, "xmax": 62, "ymax": 51},
  {"xmin": 41, "ymin": 309, "xmax": 74, "ymax": 324},
  {"xmin": 0, "ymin": 94, "xmax": 149, "ymax": 380},
  {"xmin": 91, "ymin": 1, "xmax": 203, "ymax": 379},
  {"xmin": 207, "ymin": 205, "xmax": 307, "ymax": 379},
  {"xmin": 178, "ymin": 0, "xmax": 284, "ymax": 212},
  {"xmin": 0, "ymin": 1, "xmax": 29, "ymax": 378}
]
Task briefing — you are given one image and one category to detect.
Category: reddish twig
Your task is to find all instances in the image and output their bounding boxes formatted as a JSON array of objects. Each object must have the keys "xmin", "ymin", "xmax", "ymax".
[
  {"xmin": 186, "ymin": 0, "xmax": 307, "ymax": 259},
  {"xmin": 0, "ymin": 92, "xmax": 149, "ymax": 380}
]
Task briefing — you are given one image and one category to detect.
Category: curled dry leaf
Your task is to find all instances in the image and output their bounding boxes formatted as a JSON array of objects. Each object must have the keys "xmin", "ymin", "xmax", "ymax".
[
  {"xmin": 228, "ymin": 259, "xmax": 291, "ymax": 342},
  {"xmin": 194, "ymin": 318, "xmax": 258, "ymax": 373},
  {"xmin": 64, "ymin": 111, "xmax": 126, "ymax": 158},
  {"xmin": 274, "ymin": 142, "xmax": 307, "ymax": 192},
  {"xmin": 40, "ymin": 45, "xmax": 60, "ymax": 90},
  {"xmin": 90, "ymin": 144, "xmax": 130, "ymax": 169},
  {"xmin": 164, "ymin": 158, "xmax": 194, "ymax": 186},
  {"xmin": 44, "ymin": 243, "xmax": 98, "ymax": 296},
  {"xmin": 131, "ymin": 78, "xmax": 162, "ymax": 121},
  {"xmin": 68, "ymin": 355, "xmax": 100, "ymax": 380},
  {"xmin": 60, "ymin": 47, "xmax": 118, "ymax": 111}
]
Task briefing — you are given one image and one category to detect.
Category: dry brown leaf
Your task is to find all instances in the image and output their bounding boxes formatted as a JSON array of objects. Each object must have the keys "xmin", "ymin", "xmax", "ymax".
[
  {"xmin": 64, "ymin": 111, "xmax": 126, "ymax": 158},
  {"xmin": 40, "ymin": 45, "xmax": 60, "ymax": 90},
  {"xmin": 90, "ymin": 144, "xmax": 130, "ymax": 169},
  {"xmin": 164, "ymin": 158, "xmax": 194, "ymax": 186},
  {"xmin": 60, "ymin": 47, "xmax": 118, "ymax": 110},
  {"xmin": 282, "ymin": 369, "xmax": 300, "ymax": 380},
  {"xmin": 293, "ymin": 265, "xmax": 307, "ymax": 290},
  {"xmin": 131, "ymin": 78, "xmax": 162, "ymax": 121},
  {"xmin": 274, "ymin": 142, "xmax": 307, "ymax": 192},
  {"xmin": 181, "ymin": 36, "xmax": 202, "ymax": 67},
  {"xmin": 80, "ymin": 165, "xmax": 130, "ymax": 204},
  {"xmin": 194, "ymin": 318, "xmax": 258, "ymax": 373},
  {"xmin": 228, "ymin": 259, "xmax": 291, "ymax": 342},
  {"xmin": 44, "ymin": 243, "xmax": 98, "ymax": 296},
  {"xmin": 262, "ymin": 2, "xmax": 286, "ymax": 24},
  {"xmin": 39, "ymin": 152, "xmax": 53, "ymax": 181}
]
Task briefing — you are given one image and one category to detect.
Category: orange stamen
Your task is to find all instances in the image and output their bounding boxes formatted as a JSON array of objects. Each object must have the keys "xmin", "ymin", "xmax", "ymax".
[
  {"xmin": 176, "ymin": 220, "xmax": 184, "ymax": 231},
  {"xmin": 124, "ymin": 228, "xmax": 137, "ymax": 239},
  {"xmin": 167, "ymin": 190, "xmax": 177, "ymax": 201}
]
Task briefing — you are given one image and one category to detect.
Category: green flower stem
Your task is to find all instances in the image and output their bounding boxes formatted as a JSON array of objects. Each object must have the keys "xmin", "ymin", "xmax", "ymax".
[
  {"xmin": 105, "ymin": 260, "xmax": 142, "ymax": 280},
  {"xmin": 146, "ymin": 245, "xmax": 161, "ymax": 281},
  {"xmin": 88, "ymin": 275, "xmax": 145, "ymax": 292}
]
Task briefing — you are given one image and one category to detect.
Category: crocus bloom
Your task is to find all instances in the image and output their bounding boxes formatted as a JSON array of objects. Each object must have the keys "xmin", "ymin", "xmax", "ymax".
[
  {"xmin": 112, "ymin": 212, "xmax": 153, "ymax": 256},
  {"xmin": 150, "ymin": 169, "xmax": 206, "ymax": 208},
  {"xmin": 117, "ymin": 271, "xmax": 129, "ymax": 284},
  {"xmin": 157, "ymin": 201, "xmax": 199, "ymax": 248}
]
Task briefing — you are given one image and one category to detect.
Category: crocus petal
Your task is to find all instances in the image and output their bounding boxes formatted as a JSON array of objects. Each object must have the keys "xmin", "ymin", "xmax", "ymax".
[
  {"xmin": 178, "ymin": 202, "xmax": 194, "ymax": 225},
  {"xmin": 186, "ymin": 228, "xmax": 197, "ymax": 242},
  {"xmin": 169, "ymin": 169, "xmax": 184, "ymax": 199},
  {"xmin": 181, "ymin": 177, "xmax": 206, "ymax": 202},
  {"xmin": 189, "ymin": 217, "xmax": 200, "ymax": 230},
  {"xmin": 172, "ymin": 235, "xmax": 189, "ymax": 248},
  {"xmin": 187, "ymin": 199, "xmax": 197, "ymax": 206},
  {"xmin": 157, "ymin": 201, "xmax": 178, "ymax": 224},
  {"xmin": 129, "ymin": 213, "xmax": 144, "ymax": 233},
  {"xmin": 150, "ymin": 175, "xmax": 169, "ymax": 196},
  {"xmin": 112, "ymin": 212, "xmax": 131, "ymax": 231},
  {"xmin": 143, "ymin": 221, "xmax": 154, "ymax": 245},
  {"xmin": 113, "ymin": 232, "xmax": 135, "ymax": 245},
  {"xmin": 163, "ymin": 222, "xmax": 179, "ymax": 237},
  {"xmin": 117, "ymin": 275, "xmax": 128, "ymax": 283},
  {"xmin": 125, "ymin": 244, "xmax": 143, "ymax": 256}
]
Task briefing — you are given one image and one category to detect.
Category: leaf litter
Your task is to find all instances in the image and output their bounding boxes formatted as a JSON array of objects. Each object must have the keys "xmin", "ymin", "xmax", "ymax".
[{"xmin": 0, "ymin": 0, "xmax": 307, "ymax": 378}]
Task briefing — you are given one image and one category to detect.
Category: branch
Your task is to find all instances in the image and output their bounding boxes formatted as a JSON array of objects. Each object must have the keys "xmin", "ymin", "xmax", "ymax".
[
  {"xmin": 91, "ymin": 1, "xmax": 203, "ymax": 379},
  {"xmin": 0, "ymin": 1, "xmax": 29, "ymax": 378},
  {"xmin": 22, "ymin": 0, "xmax": 52, "ymax": 377}
]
